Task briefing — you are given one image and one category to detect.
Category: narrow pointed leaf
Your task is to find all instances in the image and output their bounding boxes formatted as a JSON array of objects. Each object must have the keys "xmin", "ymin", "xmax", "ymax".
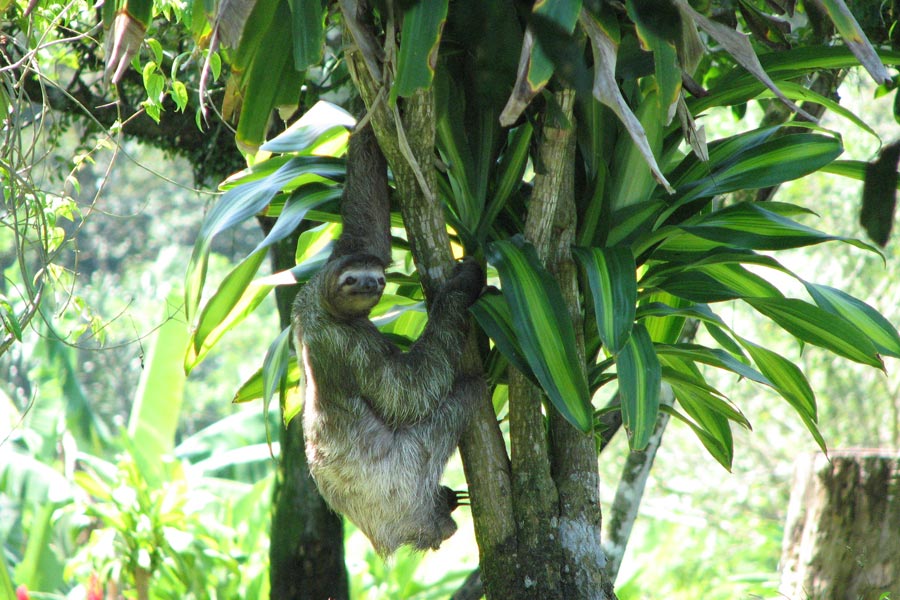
[
  {"xmin": 261, "ymin": 101, "xmax": 355, "ymax": 154},
  {"xmin": 746, "ymin": 297, "xmax": 882, "ymax": 369},
  {"xmin": 662, "ymin": 132, "xmax": 842, "ymax": 219},
  {"xmin": 739, "ymin": 337, "xmax": 825, "ymax": 454},
  {"xmin": 185, "ymin": 158, "xmax": 343, "ymax": 322},
  {"xmin": 188, "ymin": 186, "xmax": 339, "ymax": 370},
  {"xmin": 615, "ymin": 322, "xmax": 661, "ymax": 450},
  {"xmin": 392, "ymin": 0, "xmax": 449, "ymax": 101},
  {"xmin": 288, "ymin": 0, "xmax": 326, "ymax": 70},
  {"xmin": 739, "ymin": 336, "xmax": 816, "ymax": 420},
  {"xmin": 675, "ymin": 202, "xmax": 855, "ymax": 251},
  {"xmin": 234, "ymin": 357, "xmax": 302, "ymax": 403},
  {"xmin": 660, "ymin": 404, "xmax": 732, "ymax": 470},
  {"xmin": 499, "ymin": 0, "xmax": 582, "ymax": 125},
  {"xmin": 469, "ymin": 292, "xmax": 535, "ymax": 384},
  {"xmin": 804, "ymin": 282, "xmax": 900, "ymax": 358},
  {"xmin": 262, "ymin": 326, "xmax": 293, "ymax": 441},
  {"xmin": 574, "ymin": 246, "xmax": 636, "ymax": 354},
  {"xmin": 488, "ymin": 238, "xmax": 592, "ymax": 431},
  {"xmin": 815, "ymin": 0, "xmax": 891, "ymax": 84},
  {"xmin": 579, "ymin": 9, "xmax": 673, "ymax": 192},
  {"xmin": 673, "ymin": 0, "xmax": 815, "ymax": 120},
  {"xmin": 656, "ymin": 343, "xmax": 771, "ymax": 387}
]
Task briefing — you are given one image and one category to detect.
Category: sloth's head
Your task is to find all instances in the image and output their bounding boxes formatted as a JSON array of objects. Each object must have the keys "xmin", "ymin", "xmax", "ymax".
[{"xmin": 323, "ymin": 253, "xmax": 387, "ymax": 319}]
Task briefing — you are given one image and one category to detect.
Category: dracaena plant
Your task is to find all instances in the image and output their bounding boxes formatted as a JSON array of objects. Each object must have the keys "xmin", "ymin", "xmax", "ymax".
[{"xmin": 169, "ymin": 0, "xmax": 900, "ymax": 597}]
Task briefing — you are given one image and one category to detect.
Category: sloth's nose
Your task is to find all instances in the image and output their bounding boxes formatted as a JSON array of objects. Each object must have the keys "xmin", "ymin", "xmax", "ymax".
[{"xmin": 360, "ymin": 276, "xmax": 379, "ymax": 292}]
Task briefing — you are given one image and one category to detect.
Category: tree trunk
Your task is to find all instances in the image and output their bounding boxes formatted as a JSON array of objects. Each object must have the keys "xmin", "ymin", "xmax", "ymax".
[
  {"xmin": 779, "ymin": 449, "xmax": 900, "ymax": 600},
  {"xmin": 264, "ymin": 222, "xmax": 349, "ymax": 600}
]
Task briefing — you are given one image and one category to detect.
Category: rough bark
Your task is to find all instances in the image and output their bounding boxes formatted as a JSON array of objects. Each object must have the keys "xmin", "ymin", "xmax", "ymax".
[
  {"xmin": 263, "ymin": 222, "xmax": 348, "ymax": 600},
  {"xmin": 340, "ymin": 5, "xmax": 517, "ymax": 598},
  {"xmin": 524, "ymin": 89, "xmax": 615, "ymax": 600},
  {"xmin": 779, "ymin": 449, "xmax": 900, "ymax": 600}
]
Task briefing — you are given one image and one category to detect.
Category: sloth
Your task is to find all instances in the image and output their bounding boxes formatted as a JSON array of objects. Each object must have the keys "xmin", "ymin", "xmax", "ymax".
[{"xmin": 291, "ymin": 123, "xmax": 483, "ymax": 555}]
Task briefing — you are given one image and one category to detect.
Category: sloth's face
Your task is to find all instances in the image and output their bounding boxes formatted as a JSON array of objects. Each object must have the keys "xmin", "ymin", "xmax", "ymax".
[{"xmin": 324, "ymin": 255, "xmax": 387, "ymax": 319}]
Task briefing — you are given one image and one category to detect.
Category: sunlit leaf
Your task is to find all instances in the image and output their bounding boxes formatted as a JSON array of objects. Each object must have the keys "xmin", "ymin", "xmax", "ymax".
[
  {"xmin": 746, "ymin": 297, "xmax": 883, "ymax": 369},
  {"xmin": 488, "ymin": 237, "xmax": 592, "ymax": 431},
  {"xmin": 804, "ymin": 282, "xmax": 900, "ymax": 358},
  {"xmin": 574, "ymin": 246, "xmax": 636, "ymax": 353},
  {"xmin": 469, "ymin": 292, "xmax": 534, "ymax": 384}
]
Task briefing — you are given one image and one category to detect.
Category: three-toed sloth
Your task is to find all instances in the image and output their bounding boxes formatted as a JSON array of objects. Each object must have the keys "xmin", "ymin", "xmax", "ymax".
[{"xmin": 291, "ymin": 123, "xmax": 483, "ymax": 555}]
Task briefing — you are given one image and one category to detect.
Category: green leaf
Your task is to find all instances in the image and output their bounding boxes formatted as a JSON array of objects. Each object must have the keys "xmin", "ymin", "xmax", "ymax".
[
  {"xmin": 499, "ymin": 0, "xmax": 582, "ymax": 126},
  {"xmin": 235, "ymin": 0, "xmax": 295, "ymax": 151},
  {"xmin": 746, "ymin": 297, "xmax": 883, "ymax": 369},
  {"xmin": 0, "ymin": 555, "xmax": 15, "ymax": 600},
  {"xmin": 655, "ymin": 263, "xmax": 783, "ymax": 303},
  {"xmin": 639, "ymin": 292, "xmax": 691, "ymax": 344},
  {"xmin": 391, "ymin": 0, "xmax": 449, "ymax": 101},
  {"xmin": 233, "ymin": 357, "xmax": 301, "ymax": 403},
  {"xmin": 478, "ymin": 123, "xmax": 533, "ymax": 241},
  {"xmin": 14, "ymin": 502, "xmax": 64, "ymax": 592},
  {"xmin": 469, "ymin": 292, "xmax": 535, "ymax": 384},
  {"xmin": 656, "ymin": 343, "xmax": 770, "ymax": 387},
  {"xmin": 580, "ymin": 13, "xmax": 673, "ymax": 193},
  {"xmin": 804, "ymin": 282, "xmax": 900, "ymax": 358},
  {"xmin": 261, "ymin": 101, "xmax": 355, "ymax": 154},
  {"xmin": 661, "ymin": 131, "xmax": 842, "ymax": 220},
  {"xmin": 739, "ymin": 337, "xmax": 826, "ymax": 453},
  {"xmin": 488, "ymin": 237, "xmax": 592, "ymax": 431},
  {"xmin": 661, "ymin": 404, "xmax": 732, "ymax": 470},
  {"xmin": 739, "ymin": 337, "xmax": 816, "ymax": 421},
  {"xmin": 574, "ymin": 246, "xmax": 636, "ymax": 353},
  {"xmin": 288, "ymin": 0, "xmax": 326, "ymax": 70},
  {"xmin": 615, "ymin": 322, "xmax": 661, "ymax": 450},
  {"xmin": 129, "ymin": 291, "xmax": 188, "ymax": 467},
  {"xmin": 662, "ymin": 365, "xmax": 737, "ymax": 466},
  {"xmin": 264, "ymin": 326, "xmax": 294, "ymax": 427},
  {"xmin": 185, "ymin": 158, "xmax": 342, "ymax": 322},
  {"xmin": 671, "ymin": 202, "xmax": 859, "ymax": 252}
]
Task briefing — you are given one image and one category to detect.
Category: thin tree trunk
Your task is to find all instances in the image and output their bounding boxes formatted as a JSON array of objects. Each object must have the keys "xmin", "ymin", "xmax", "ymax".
[
  {"xmin": 779, "ymin": 449, "xmax": 900, "ymax": 600},
  {"xmin": 525, "ymin": 88, "xmax": 616, "ymax": 600}
]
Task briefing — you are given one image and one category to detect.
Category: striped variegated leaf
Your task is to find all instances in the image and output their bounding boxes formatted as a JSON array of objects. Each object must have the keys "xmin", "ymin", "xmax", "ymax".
[
  {"xmin": 391, "ymin": 0, "xmax": 449, "ymax": 101},
  {"xmin": 745, "ymin": 297, "xmax": 883, "ymax": 369},
  {"xmin": 738, "ymin": 337, "xmax": 826, "ymax": 454},
  {"xmin": 469, "ymin": 291, "xmax": 534, "ymax": 384},
  {"xmin": 574, "ymin": 246, "xmax": 636, "ymax": 354},
  {"xmin": 488, "ymin": 238, "xmax": 592, "ymax": 432},
  {"xmin": 804, "ymin": 282, "xmax": 900, "ymax": 359},
  {"xmin": 263, "ymin": 326, "xmax": 294, "ymax": 435},
  {"xmin": 234, "ymin": 356, "xmax": 302, "ymax": 404},
  {"xmin": 739, "ymin": 337, "xmax": 816, "ymax": 422},
  {"xmin": 660, "ymin": 404, "xmax": 732, "ymax": 470},
  {"xmin": 615, "ymin": 322, "xmax": 660, "ymax": 450}
]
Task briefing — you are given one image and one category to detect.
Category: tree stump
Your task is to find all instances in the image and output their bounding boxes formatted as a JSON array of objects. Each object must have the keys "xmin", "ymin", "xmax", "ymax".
[{"xmin": 779, "ymin": 449, "xmax": 900, "ymax": 600}]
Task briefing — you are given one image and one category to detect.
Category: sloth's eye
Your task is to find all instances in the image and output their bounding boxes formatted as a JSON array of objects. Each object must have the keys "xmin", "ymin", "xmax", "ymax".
[
  {"xmin": 345, "ymin": 276, "xmax": 357, "ymax": 285},
  {"xmin": 378, "ymin": 277, "xmax": 385, "ymax": 285}
]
